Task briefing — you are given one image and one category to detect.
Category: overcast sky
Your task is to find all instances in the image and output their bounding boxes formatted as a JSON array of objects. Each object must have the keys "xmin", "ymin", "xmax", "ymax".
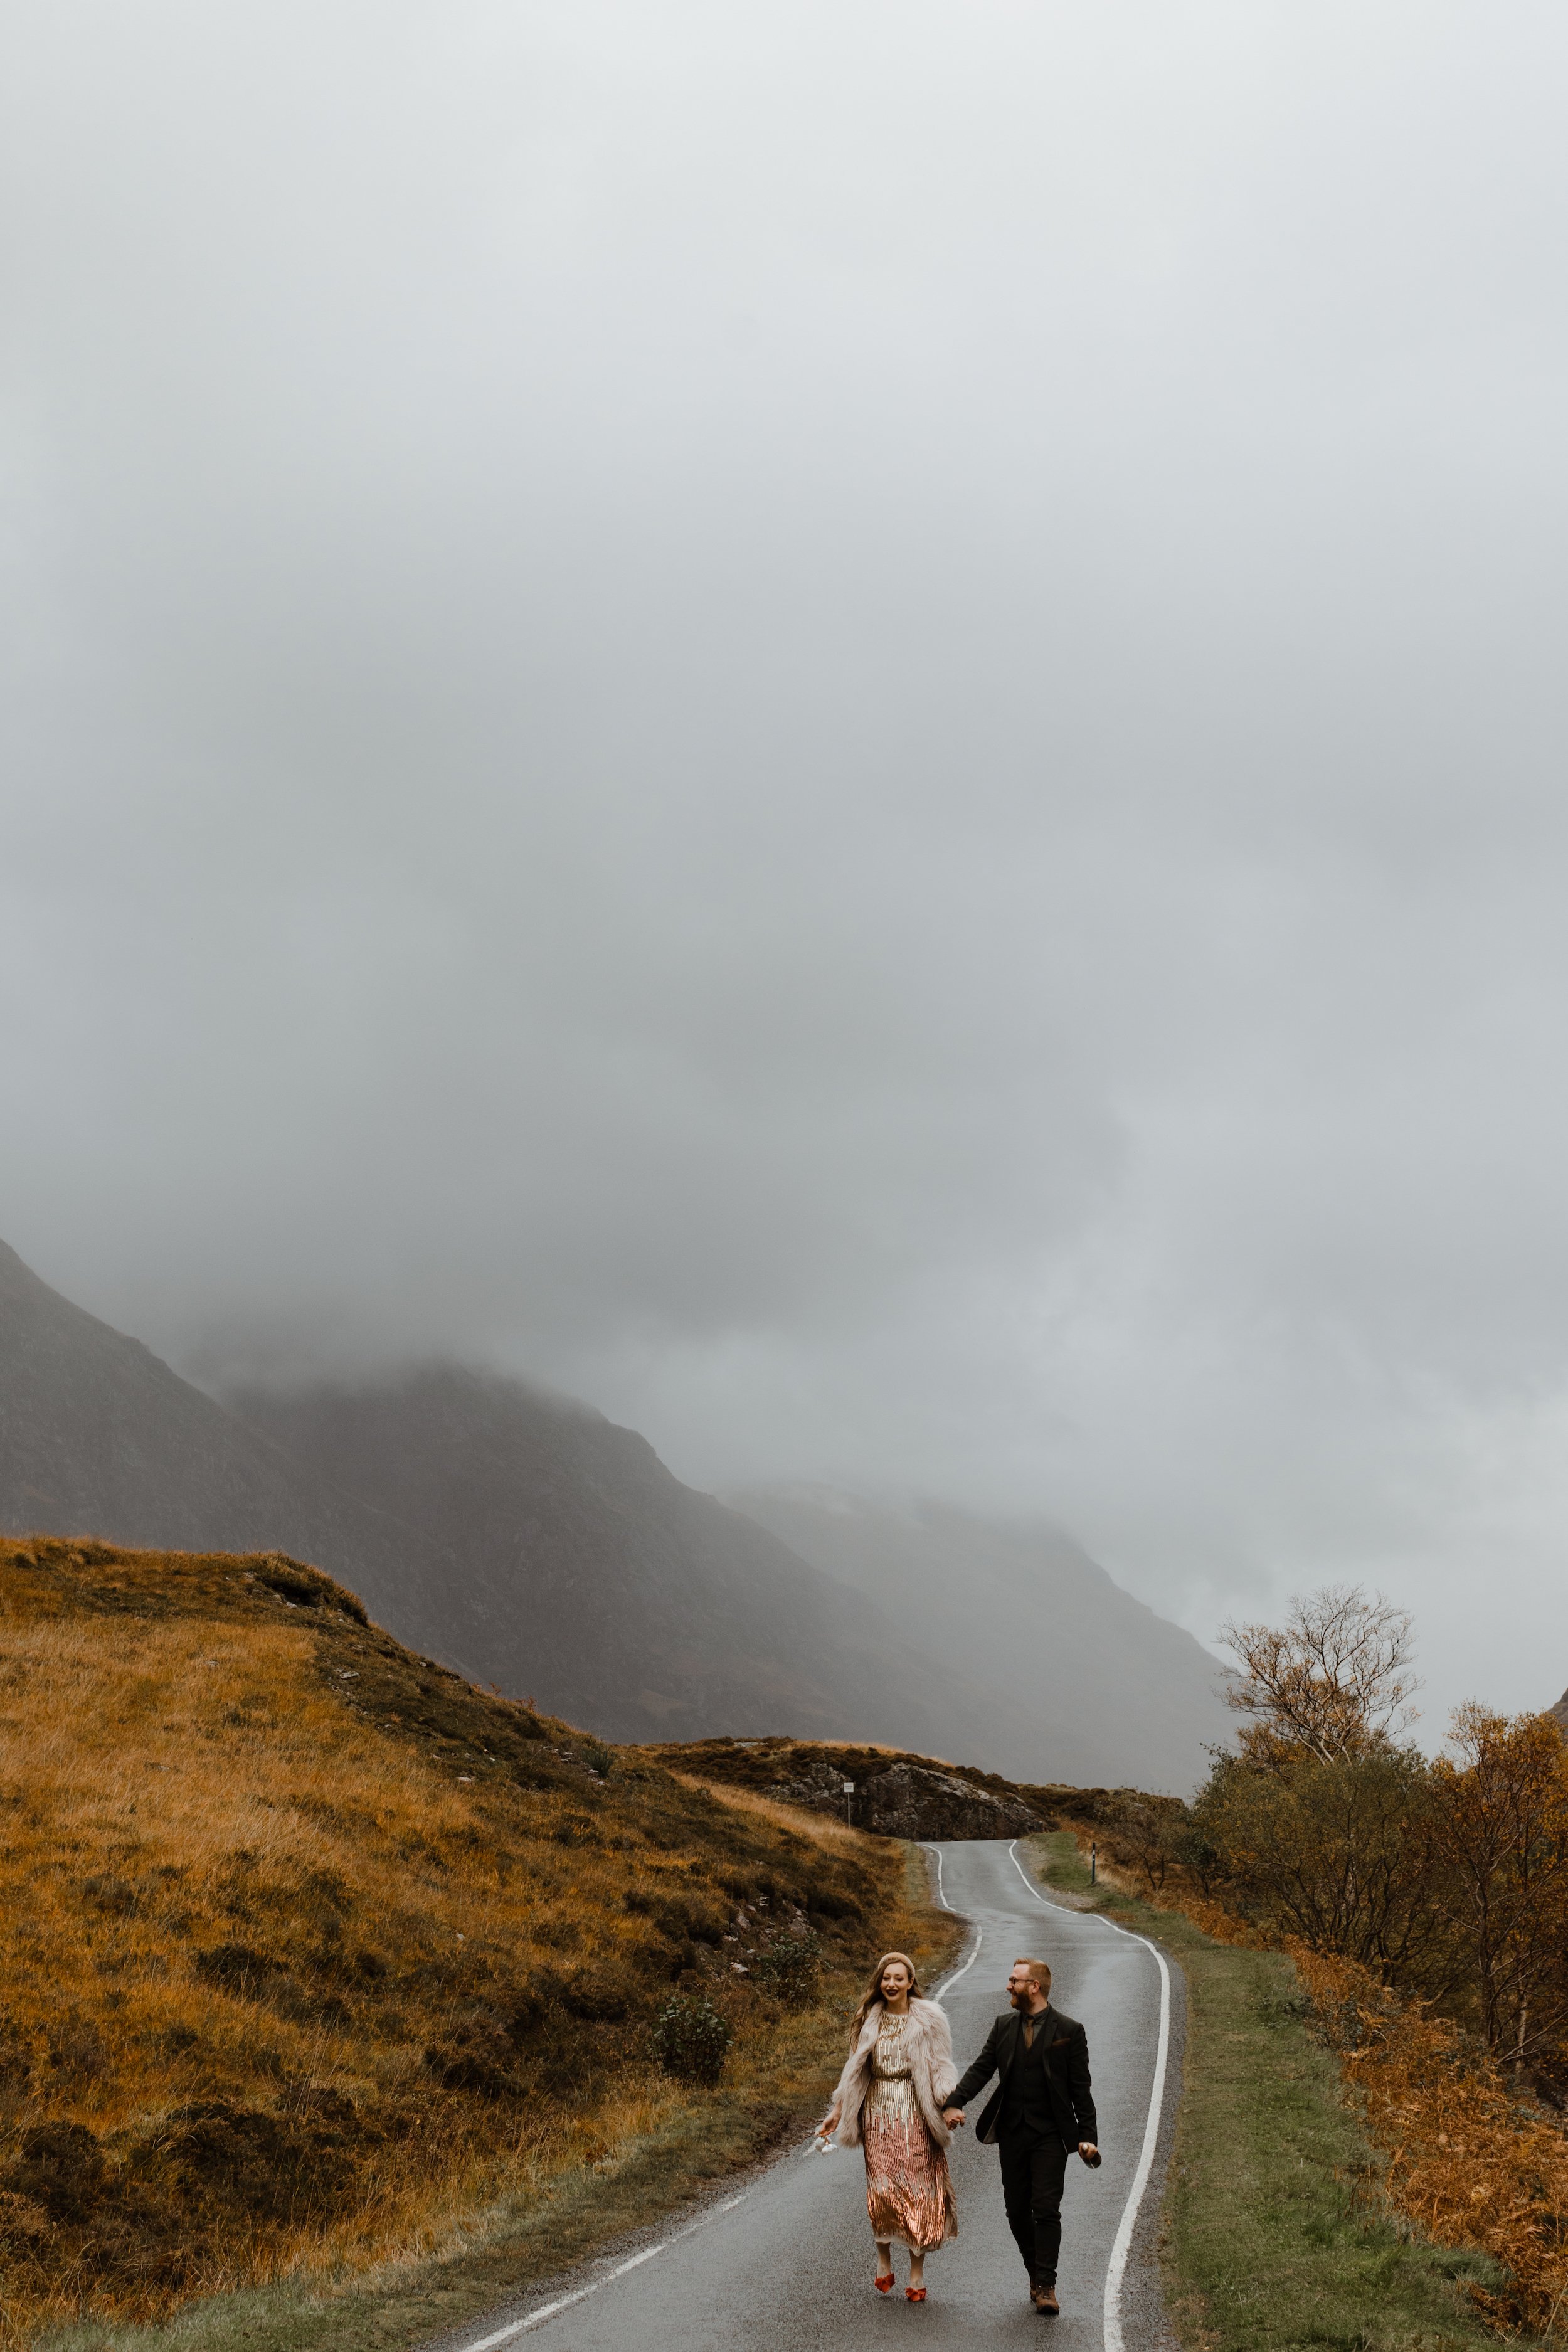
[{"xmin": 6, "ymin": 1, "xmax": 1568, "ymax": 1729}]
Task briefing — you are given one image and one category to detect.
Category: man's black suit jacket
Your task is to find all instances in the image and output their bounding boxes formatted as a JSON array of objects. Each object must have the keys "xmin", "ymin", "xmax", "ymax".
[{"xmin": 945, "ymin": 2005, "xmax": 1098, "ymax": 2148}]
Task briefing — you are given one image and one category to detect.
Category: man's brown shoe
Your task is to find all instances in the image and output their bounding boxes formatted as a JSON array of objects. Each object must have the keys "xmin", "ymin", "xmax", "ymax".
[{"xmin": 1031, "ymin": 2286, "xmax": 1060, "ymax": 2316}]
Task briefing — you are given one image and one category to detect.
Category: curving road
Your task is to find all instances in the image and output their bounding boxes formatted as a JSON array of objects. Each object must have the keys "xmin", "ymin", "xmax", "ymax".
[{"xmin": 442, "ymin": 1840, "xmax": 1183, "ymax": 2352}]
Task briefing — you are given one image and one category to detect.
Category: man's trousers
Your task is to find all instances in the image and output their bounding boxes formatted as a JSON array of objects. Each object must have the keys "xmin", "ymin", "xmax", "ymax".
[{"xmin": 998, "ymin": 2130, "xmax": 1070, "ymax": 2286}]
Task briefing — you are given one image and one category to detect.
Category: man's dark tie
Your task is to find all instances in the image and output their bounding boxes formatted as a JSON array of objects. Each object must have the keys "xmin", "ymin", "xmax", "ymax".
[{"xmin": 1022, "ymin": 2016, "xmax": 1036, "ymax": 2050}]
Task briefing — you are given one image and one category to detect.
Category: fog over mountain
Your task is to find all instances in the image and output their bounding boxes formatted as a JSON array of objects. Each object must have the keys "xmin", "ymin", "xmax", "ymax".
[
  {"xmin": 7, "ymin": 4, "xmax": 1568, "ymax": 1727},
  {"xmin": 227, "ymin": 1365, "xmax": 980, "ymax": 1755},
  {"xmin": 729, "ymin": 1488, "xmax": 1232, "ymax": 1790},
  {"xmin": 0, "ymin": 1240, "xmax": 425, "ymax": 1603},
  {"xmin": 1, "ymin": 1237, "xmax": 1226, "ymax": 1783}
]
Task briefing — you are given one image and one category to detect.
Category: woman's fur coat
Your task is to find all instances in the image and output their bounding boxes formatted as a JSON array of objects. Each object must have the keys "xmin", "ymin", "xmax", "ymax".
[{"xmin": 828, "ymin": 1998, "xmax": 958, "ymax": 2149}]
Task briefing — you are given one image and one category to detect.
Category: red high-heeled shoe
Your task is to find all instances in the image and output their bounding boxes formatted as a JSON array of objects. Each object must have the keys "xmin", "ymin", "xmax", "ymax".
[
  {"xmin": 875, "ymin": 2272, "xmax": 895, "ymax": 2294},
  {"xmin": 906, "ymin": 2287, "xmax": 928, "ymax": 2302}
]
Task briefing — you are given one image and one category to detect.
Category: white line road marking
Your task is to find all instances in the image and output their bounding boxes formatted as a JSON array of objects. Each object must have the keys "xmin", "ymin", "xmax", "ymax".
[
  {"xmin": 460, "ymin": 2194, "xmax": 750, "ymax": 2348},
  {"xmin": 1006, "ymin": 1840, "xmax": 1173, "ymax": 2352},
  {"xmin": 461, "ymin": 1841, "xmax": 1162, "ymax": 2351},
  {"xmin": 923, "ymin": 1844, "xmax": 982, "ymax": 2003}
]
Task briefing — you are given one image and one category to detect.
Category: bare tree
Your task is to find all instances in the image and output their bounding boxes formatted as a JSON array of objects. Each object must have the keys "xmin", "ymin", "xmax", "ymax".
[
  {"xmin": 1111, "ymin": 1796, "xmax": 1188, "ymax": 1898},
  {"xmin": 1219, "ymin": 1586, "xmax": 1421, "ymax": 1763}
]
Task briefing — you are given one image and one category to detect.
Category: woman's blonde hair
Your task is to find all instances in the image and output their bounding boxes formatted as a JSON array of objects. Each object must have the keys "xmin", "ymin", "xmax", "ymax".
[{"xmin": 850, "ymin": 1950, "xmax": 924, "ymax": 2038}]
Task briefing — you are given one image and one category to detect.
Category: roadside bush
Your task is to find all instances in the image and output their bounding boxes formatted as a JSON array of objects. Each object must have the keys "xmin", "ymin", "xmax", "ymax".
[
  {"xmin": 1190, "ymin": 1742, "xmax": 1449, "ymax": 1987},
  {"xmin": 652, "ymin": 1994, "xmax": 732, "ymax": 2086},
  {"xmin": 751, "ymin": 1927, "xmax": 823, "ymax": 2005}
]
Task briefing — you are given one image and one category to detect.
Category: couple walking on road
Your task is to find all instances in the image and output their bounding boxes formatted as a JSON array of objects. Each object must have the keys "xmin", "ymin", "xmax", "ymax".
[{"xmin": 818, "ymin": 1951, "xmax": 1101, "ymax": 2318}]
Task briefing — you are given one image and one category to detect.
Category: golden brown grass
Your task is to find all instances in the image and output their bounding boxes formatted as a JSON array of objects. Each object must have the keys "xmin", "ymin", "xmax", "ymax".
[
  {"xmin": 1290, "ymin": 1945, "xmax": 1568, "ymax": 2339},
  {"xmin": 0, "ymin": 1536, "xmax": 936, "ymax": 2348},
  {"xmin": 662, "ymin": 1772, "xmax": 868, "ymax": 1848}
]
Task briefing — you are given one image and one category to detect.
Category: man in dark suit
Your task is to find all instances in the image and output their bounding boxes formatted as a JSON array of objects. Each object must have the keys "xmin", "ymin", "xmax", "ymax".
[{"xmin": 941, "ymin": 1957, "xmax": 1099, "ymax": 2316}]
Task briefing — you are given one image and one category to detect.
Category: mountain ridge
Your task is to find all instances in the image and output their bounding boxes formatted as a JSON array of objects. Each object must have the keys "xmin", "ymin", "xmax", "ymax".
[
  {"xmin": 0, "ymin": 1241, "xmax": 973, "ymax": 1752},
  {"xmin": 6, "ymin": 1234, "xmax": 1256, "ymax": 1785},
  {"xmin": 726, "ymin": 1481, "xmax": 1234, "ymax": 1790},
  {"xmin": 228, "ymin": 1364, "xmax": 975, "ymax": 1751}
]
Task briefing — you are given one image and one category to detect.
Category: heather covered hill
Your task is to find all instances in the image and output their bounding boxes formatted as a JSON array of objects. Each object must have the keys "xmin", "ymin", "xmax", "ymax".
[
  {"xmin": 0, "ymin": 1535, "xmax": 935, "ymax": 2342},
  {"xmin": 729, "ymin": 1486, "xmax": 1232, "ymax": 1791}
]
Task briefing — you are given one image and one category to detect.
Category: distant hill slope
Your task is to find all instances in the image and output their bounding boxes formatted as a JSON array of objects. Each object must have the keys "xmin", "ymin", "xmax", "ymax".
[
  {"xmin": 0, "ymin": 1237, "xmax": 1228, "ymax": 1782},
  {"xmin": 727, "ymin": 1486, "xmax": 1232, "ymax": 1792},
  {"xmin": 0, "ymin": 1239, "xmax": 973, "ymax": 1749},
  {"xmin": 0, "ymin": 1235, "xmax": 312, "ymax": 1546},
  {"xmin": 0, "ymin": 1534, "xmax": 924, "ymax": 2339},
  {"xmin": 231, "ymin": 1367, "xmax": 983, "ymax": 1751},
  {"xmin": 1550, "ymin": 1686, "xmax": 1568, "ymax": 1733},
  {"xmin": 0, "ymin": 1237, "xmax": 477, "ymax": 1669}
]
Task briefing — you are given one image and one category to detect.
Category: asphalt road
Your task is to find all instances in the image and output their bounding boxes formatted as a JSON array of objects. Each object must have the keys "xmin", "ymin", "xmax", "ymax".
[{"xmin": 446, "ymin": 1840, "xmax": 1180, "ymax": 2352}]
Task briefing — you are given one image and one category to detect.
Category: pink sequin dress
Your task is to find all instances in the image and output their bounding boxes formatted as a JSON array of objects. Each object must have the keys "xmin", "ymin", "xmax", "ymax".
[{"xmin": 862, "ymin": 2010, "xmax": 958, "ymax": 2251}]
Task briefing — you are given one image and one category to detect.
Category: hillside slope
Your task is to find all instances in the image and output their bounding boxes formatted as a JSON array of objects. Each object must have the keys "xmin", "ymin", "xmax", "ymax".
[
  {"xmin": 228, "ymin": 1367, "xmax": 978, "ymax": 1751},
  {"xmin": 1, "ymin": 1238, "xmax": 1231, "ymax": 1782},
  {"xmin": 0, "ymin": 1535, "xmax": 925, "ymax": 2341},
  {"xmin": 0, "ymin": 1241, "xmax": 967, "ymax": 1749},
  {"xmin": 0, "ymin": 1239, "xmax": 463, "ymax": 1666},
  {"xmin": 653, "ymin": 1734, "xmax": 1153, "ymax": 1842},
  {"xmin": 729, "ymin": 1486, "xmax": 1232, "ymax": 1791}
]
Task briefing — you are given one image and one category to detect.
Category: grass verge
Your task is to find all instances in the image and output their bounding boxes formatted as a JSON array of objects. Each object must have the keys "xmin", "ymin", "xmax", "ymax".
[{"xmin": 1023, "ymin": 1833, "xmax": 1519, "ymax": 2352}]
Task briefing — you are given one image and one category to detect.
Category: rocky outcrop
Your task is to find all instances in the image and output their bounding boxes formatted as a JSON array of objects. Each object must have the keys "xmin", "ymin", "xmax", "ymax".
[
  {"xmin": 1549, "ymin": 1687, "xmax": 1568, "ymax": 1734},
  {"xmin": 766, "ymin": 1755, "xmax": 1041, "ymax": 1841},
  {"xmin": 859, "ymin": 1762, "xmax": 1043, "ymax": 1840}
]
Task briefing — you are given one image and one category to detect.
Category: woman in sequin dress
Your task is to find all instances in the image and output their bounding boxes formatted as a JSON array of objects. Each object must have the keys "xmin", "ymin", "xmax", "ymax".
[{"xmin": 818, "ymin": 1952, "xmax": 959, "ymax": 2301}]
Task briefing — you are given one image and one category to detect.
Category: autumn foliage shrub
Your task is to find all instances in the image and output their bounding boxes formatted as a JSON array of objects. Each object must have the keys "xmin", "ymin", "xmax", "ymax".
[
  {"xmin": 751, "ymin": 1927, "xmax": 824, "ymax": 2005},
  {"xmin": 651, "ymin": 1995, "xmax": 733, "ymax": 2086}
]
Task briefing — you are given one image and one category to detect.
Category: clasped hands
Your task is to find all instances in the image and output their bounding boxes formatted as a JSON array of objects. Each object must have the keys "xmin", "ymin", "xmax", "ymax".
[{"xmin": 940, "ymin": 2107, "xmax": 1098, "ymax": 2162}]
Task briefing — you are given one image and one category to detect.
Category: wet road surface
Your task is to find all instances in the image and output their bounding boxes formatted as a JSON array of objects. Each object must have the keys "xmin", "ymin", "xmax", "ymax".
[{"xmin": 442, "ymin": 1838, "xmax": 1179, "ymax": 2352}]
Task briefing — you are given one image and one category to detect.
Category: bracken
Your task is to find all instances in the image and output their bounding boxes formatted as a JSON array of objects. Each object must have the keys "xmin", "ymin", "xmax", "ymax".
[{"xmin": 1287, "ymin": 1943, "xmax": 1568, "ymax": 2339}]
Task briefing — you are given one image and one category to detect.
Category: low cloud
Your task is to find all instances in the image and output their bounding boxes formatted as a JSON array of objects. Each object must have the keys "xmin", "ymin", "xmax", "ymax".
[{"xmin": 5, "ymin": 1, "xmax": 1568, "ymax": 1727}]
